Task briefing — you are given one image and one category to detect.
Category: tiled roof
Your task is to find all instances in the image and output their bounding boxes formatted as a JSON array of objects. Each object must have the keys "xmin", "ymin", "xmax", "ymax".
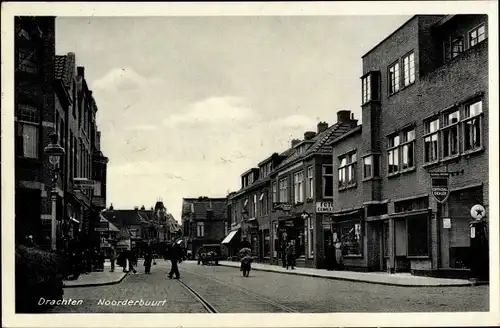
[
  {"xmin": 101, "ymin": 210, "xmax": 143, "ymax": 228},
  {"xmin": 182, "ymin": 198, "xmax": 227, "ymax": 220},
  {"xmin": 54, "ymin": 54, "xmax": 75, "ymax": 88},
  {"xmin": 276, "ymin": 123, "xmax": 350, "ymax": 169}
]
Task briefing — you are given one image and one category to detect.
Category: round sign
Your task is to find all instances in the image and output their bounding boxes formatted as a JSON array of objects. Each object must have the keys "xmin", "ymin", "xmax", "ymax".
[{"xmin": 470, "ymin": 204, "xmax": 486, "ymax": 220}]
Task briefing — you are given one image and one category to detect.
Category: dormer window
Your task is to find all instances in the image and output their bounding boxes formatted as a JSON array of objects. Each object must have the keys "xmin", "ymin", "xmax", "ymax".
[{"xmin": 469, "ymin": 24, "xmax": 486, "ymax": 47}]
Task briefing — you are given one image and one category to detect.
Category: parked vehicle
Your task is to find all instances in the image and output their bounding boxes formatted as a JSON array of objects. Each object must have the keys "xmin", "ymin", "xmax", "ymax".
[{"xmin": 197, "ymin": 244, "xmax": 226, "ymax": 265}]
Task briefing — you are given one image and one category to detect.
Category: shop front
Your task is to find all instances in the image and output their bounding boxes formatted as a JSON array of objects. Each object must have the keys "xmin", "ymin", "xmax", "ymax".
[
  {"xmin": 277, "ymin": 216, "xmax": 306, "ymax": 264},
  {"xmin": 241, "ymin": 218, "xmax": 259, "ymax": 256},
  {"xmin": 330, "ymin": 208, "xmax": 365, "ymax": 271}
]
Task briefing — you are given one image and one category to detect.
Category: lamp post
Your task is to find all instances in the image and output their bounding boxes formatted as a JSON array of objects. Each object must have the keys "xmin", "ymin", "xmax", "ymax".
[{"xmin": 44, "ymin": 133, "xmax": 65, "ymax": 251}]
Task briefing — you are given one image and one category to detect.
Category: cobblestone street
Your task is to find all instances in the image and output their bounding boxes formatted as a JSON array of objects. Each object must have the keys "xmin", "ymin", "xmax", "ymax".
[{"xmin": 50, "ymin": 261, "xmax": 489, "ymax": 313}]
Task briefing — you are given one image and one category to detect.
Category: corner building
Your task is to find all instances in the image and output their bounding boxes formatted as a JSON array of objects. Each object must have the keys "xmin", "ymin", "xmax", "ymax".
[{"xmin": 332, "ymin": 15, "xmax": 488, "ymax": 277}]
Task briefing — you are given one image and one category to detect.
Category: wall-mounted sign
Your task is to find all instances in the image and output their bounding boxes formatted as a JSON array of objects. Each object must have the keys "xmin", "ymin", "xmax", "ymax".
[
  {"xmin": 316, "ymin": 201, "xmax": 334, "ymax": 213},
  {"xmin": 73, "ymin": 178, "xmax": 95, "ymax": 190},
  {"xmin": 443, "ymin": 218, "xmax": 451, "ymax": 229},
  {"xmin": 430, "ymin": 173, "xmax": 449, "ymax": 203},
  {"xmin": 285, "ymin": 220, "xmax": 294, "ymax": 227}
]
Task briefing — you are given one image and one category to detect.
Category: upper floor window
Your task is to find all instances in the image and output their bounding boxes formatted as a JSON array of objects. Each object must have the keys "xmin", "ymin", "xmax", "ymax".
[
  {"xmin": 293, "ymin": 171, "xmax": 304, "ymax": 203},
  {"xmin": 338, "ymin": 153, "xmax": 357, "ymax": 189},
  {"xmin": 388, "ymin": 61, "xmax": 400, "ymax": 94},
  {"xmin": 361, "ymin": 74, "xmax": 371, "ymax": 104},
  {"xmin": 401, "ymin": 128, "xmax": 416, "ymax": 171},
  {"xmin": 402, "ymin": 52, "xmax": 415, "ymax": 87},
  {"xmin": 272, "ymin": 182, "xmax": 277, "ymax": 203},
  {"xmin": 442, "ymin": 109, "xmax": 460, "ymax": 158},
  {"xmin": 253, "ymin": 194, "xmax": 257, "ymax": 217},
  {"xmin": 16, "ymin": 104, "xmax": 40, "ymax": 159},
  {"xmin": 363, "ymin": 154, "xmax": 380, "ymax": 180},
  {"xmin": 307, "ymin": 166, "xmax": 314, "ymax": 199},
  {"xmin": 196, "ymin": 222, "xmax": 204, "ymax": 237},
  {"xmin": 469, "ymin": 24, "xmax": 486, "ymax": 47},
  {"xmin": 463, "ymin": 100, "xmax": 483, "ymax": 152},
  {"xmin": 322, "ymin": 165, "xmax": 334, "ymax": 197},
  {"xmin": 424, "ymin": 118, "xmax": 440, "ymax": 163},
  {"xmin": 279, "ymin": 178, "xmax": 288, "ymax": 203},
  {"xmin": 249, "ymin": 174, "xmax": 254, "ymax": 184},
  {"xmin": 17, "ymin": 48, "xmax": 37, "ymax": 74},
  {"xmin": 387, "ymin": 134, "xmax": 400, "ymax": 174}
]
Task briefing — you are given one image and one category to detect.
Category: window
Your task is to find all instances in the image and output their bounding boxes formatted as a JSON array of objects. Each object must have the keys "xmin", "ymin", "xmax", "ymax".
[
  {"xmin": 307, "ymin": 216, "xmax": 314, "ymax": 258},
  {"xmin": 196, "ymin": 222, "xmax": 204, "ymax": 237},
  {"xmin": 253, "ymin": 194, "xmax": 257, "ymax": 217},
  {"xmin": 442, "ymin": 109, "xmax": 460, "ymax": 158},
  {"xmin": 263, "ymin": 230, "xmax": 271, "ymax": 258},
  {"xmin": 388, "ymin": 61, "xmax": 400, "ymax": 94},
  {"xmin": 469, "ymin": 24, "xmax": 486, "ymax": 47},
  {"xmin": 387, "ymin": 134, "xmax": 400, "ymax": 174},
  {"xmin": 249, "ymin": 174, "xmax": 254, "ymax": 184},
  {"xmin": 362, "ymin": 155, "xmax": 380, "ymax": 179},
  {"xmin": 361, "ymin": 74, "xmax": 371, "ymax": 104},
  {"xmin": 322, "ymin": 165, "xmax": 334, "ymax": 196},
  {"xmin": 338, "ymin": 153, "xmax": 357, "ymax": 189},
  {"xmin": 463, "ymin": 100, "xmax": 483, "ymax": 152},
  {"xmin": 401, "ymin": 128, "xmax": 415, "ymax": 170},
  {"xmin": 424, "ymin": 118, "xmax": 439, "ymax": 163},
  {"xmin": 259, "ymin": 192, "xmax": 264, "ymax": 216},
  {"xmin": 17, "ymin": 48, "xmax": 37, "ymax": 74},
  {"xmin": 407, "ymin": 214, "xmax": 429, "ymax": 257},
  {"xmin": 17, "ymin": 104, "xmax": 40, "ymax": 158},
  {"xmin": 339, "ymin": 221, "xmax": 362, "ymax": 256},
  {"xmin": 394, "ymin": 197, "xmax": 429, "ymax": 213},
  {"xmin": 293, "ymin": 171, "xmax": 304, "ymax": 203},
  {"xmin": 279, "ymin": 178, "xmax": 288, "ymax": 203},
  {"xmin": 272, "ymin": 182, "xmax": 277, "ymax": 203},
  {"xmin": 307, "ymin": 166, "xmax": 314, "ymax": 198},
  {"xmin": 402, "ymin": 52, "xmax": 415, "ymax": 87},
  {"xmin": 272, "ymin": 222, "xmax": 278, "ymax": 258}
]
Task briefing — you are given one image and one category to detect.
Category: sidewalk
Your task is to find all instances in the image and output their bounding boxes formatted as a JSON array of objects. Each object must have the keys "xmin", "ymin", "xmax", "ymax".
[
  {"xmin": 219, "ymin": 261, "xmax": 484, "ymax": 287},
  {"xmin": 63, "ymin": 261, "xmax": 128, "ymax": 288}
]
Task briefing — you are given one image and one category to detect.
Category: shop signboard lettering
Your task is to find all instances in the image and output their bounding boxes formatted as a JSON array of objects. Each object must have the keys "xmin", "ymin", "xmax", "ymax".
[
  {"xmin": 430, "ymin": 173, "xmax": 449, "ymax": 203},
  {"xmin": 285, "ymin": 220, "xmax": 294, "ymax": 227},
  {"xmin": 316, "ymin": 201, "xmax": 334, "ymax": 213}
]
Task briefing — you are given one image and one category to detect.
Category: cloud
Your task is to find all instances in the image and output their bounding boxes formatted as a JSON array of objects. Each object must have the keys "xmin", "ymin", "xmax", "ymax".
[
  {"xmin": 162, "ymin": 96, "xmax": 258, "ymax": 128},
  {"xmin": 92, "ymin": 67, "xmax": 162, "ymax": 92},
  {"xmin": 124, "ymin": 124, "xmax": 158, "ymax": 131}
]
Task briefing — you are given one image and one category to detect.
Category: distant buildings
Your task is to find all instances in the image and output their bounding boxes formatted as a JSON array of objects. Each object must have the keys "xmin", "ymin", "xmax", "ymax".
[
  {"xmin": 224, "ymin": 14, "xmax": 488, "ymax": 278},
  {"xmin": 181, "ymin": 197, "xmax": 228, "ymax": 255}
]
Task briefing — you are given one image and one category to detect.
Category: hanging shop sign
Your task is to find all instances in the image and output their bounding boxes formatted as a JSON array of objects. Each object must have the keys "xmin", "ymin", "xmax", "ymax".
[
  {"xmin": 316, "ymin": 201, "xmax": 335, "ymax": 213},
  {"xmin": 430, "ymin": 173, "xmax": 449, "ymax": 203}
]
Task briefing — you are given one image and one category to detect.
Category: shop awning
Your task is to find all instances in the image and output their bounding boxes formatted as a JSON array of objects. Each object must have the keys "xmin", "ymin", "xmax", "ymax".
[{"xmin": 221, "ymin": 229, "xmax": 239, "ymax": 244}]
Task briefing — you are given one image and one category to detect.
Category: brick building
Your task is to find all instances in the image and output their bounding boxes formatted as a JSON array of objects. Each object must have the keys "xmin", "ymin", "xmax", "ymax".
[
  {"xmin": 225, "ymin": 112, "xmax": 358, "ymax": 268},
  {"xmin": 14, "ymin": 16, "xmax": 109, "ymax": 251},
  {"xmin": 14, "ymin": 16, "xmax": 57, "ymax": 245},
  {"xmin": 329, "ymin": 14, "xmax": 489, "ymax": 278},
  {"xmin": 181, "ymin": 197, "xmax": 228, "ymax": 255}
]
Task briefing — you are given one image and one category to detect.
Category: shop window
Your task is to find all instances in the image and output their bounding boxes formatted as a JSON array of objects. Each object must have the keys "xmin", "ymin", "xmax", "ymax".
[
  {"xmin": 272, "ymin": 222, "xmax": 278, "ymax": 258},
  {"xmin": 394, "ymin": 197, "xmax": 428, "ymax": 213},
  {"xmin": 406, "ymin": 214, "xmax": 429, "ymax": 257},
  {"xmin": 339, "ymin": 221, "xmax": 362, "ymax": 256}
]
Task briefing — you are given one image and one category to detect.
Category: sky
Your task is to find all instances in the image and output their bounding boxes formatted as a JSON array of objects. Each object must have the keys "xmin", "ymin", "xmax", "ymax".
[{"xmin": 55, "ymin": 15, "xmax": 411, "ymax": 222}]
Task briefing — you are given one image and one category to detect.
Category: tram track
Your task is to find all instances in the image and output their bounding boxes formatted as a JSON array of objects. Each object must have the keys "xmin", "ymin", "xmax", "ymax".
[{"xmin": 178, "ymin": 269, "xmax": 297, "ymax": 313}]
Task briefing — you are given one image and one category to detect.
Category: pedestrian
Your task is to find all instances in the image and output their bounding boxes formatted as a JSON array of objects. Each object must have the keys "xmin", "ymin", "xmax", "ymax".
[
  {"xmin": 144, "ymin": 245, "xmax": 154, "ymax": 274},
  {"xmin": 325, "ymin": 238, "xmax": 336, "ymax": 271},
  {"xmin": 285, "ymin": 242, "xmax": 295, "ymax": 270},
  {"xmin": 109, "ymin": 246, "xmax": 116, "ymax": 272},
  {"xmin": 127, "ymin": 249, "xmax": 137, "ymax": 274},
  {"xmin": 280, "ymin": 241, "xmax": 287, "ymax": 268},
  {"xmin": 197, "ymin": 248, "xmax": 203, "ymax": 265},
  {"xmin": 168, "ymin": 242, "xmax": 184, "ymax": 279}
]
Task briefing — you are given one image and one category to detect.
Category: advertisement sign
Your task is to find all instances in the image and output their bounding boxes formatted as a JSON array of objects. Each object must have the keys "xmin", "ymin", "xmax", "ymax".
[
  {"xmin": 95, "ymin": 221, "xmax": 110, "ymax": 232},
  {"xmin": 470, "ymin": 204, "xmax": 486, "ymax": 220},
  {"xmin": 73, "ymin": 178, "xmax": 95, "ymax": 190},
  {"xmin": 430, "ymin": 173, "xmax": 449, "ymax": 203},
  {"xmin": 316, "ymin": 201, "xmax": 334, "ymax": 213},
  {"xmin": 443, "ymin": 218, "xmax": 451, "ymax": 229}
]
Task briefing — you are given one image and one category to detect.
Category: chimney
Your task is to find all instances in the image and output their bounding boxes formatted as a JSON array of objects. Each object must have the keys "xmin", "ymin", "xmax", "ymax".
[
  {"xmin": 337, "ymin": 110, "xmax": 352, "ymax": 124},
  {"xmin": 317, "ymin": 122, "xmax": 329, "ymax": 134},
  {"xmin": 134, "ymin": 206, "xmax": 139, "ymax": 212},
  {"xmin": 109, "ymin": 203, "xmax": 114, "ymax": 211},
  {"xmin": 291, "ymin": 139, "xmax": 301, "ymax": 148},
  {"xmin": 140, "ymin": 205, "xmax": 145, "ymax": 211},
  {"xmin": 304, "ymin": 131, "xmax": 317, "ymax": 140},
  {"xmin": 77, "ymin": 66, "xmax": 84, "ymax": 77}
]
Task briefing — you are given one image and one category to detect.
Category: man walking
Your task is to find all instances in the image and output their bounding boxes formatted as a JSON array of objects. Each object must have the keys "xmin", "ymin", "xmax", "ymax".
[
  {"xmin": 168, "ymin": 241, "xmax": 184, "ymax": 279},
  {"xmin": 109, "ymin": 246, "xmax": 116, "ymax": 272}
]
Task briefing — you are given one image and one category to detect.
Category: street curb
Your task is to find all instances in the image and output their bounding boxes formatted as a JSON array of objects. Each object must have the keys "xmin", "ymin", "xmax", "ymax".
[
  {"xmin": 219, "ymin": 263, "xmax": 487, "ymax": 287},
  {"xmin": 63, "ymin": 271, "xmax": 129, "ymax": 288}
]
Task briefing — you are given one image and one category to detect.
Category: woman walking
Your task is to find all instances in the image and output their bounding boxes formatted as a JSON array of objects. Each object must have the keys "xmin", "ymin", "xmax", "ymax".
[{"xmin": 144, "ymin": 246, "xmax": 154, "ymax": 274}]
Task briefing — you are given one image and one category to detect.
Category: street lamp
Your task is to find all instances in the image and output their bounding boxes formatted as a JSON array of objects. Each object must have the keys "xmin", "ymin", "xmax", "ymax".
[{"xmin": 44, "ymin": 133, "xmax": 65, "ymax": 251}]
